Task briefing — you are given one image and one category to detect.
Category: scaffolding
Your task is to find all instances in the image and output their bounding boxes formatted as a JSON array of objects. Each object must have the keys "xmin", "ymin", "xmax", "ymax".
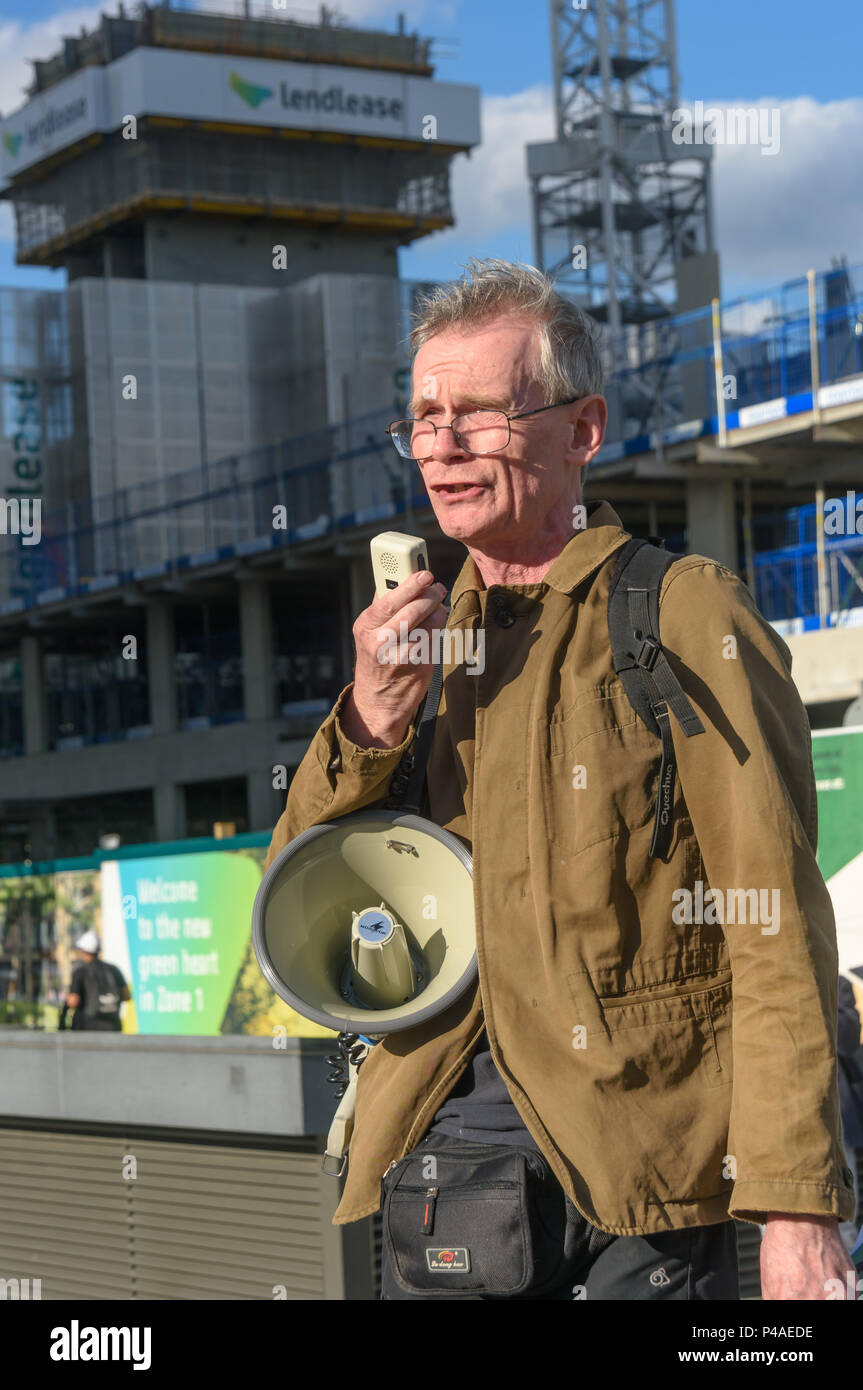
[
  {"xmin": 27, "ymin": 2, "xmax": 434, "ymax": 97},
  {"xmin": 529, "ymin": 0, "xmax": 714, "ymax": 333},
  {"xmin": 10, "ymin": 129, "xmax": 454, "ymax": 265},
  {"xmin": 5, "ymin": 0, "xmax": 469, "ymax": 267}
]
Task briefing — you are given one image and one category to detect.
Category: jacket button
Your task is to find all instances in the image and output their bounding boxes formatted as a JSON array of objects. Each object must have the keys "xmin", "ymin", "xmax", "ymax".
[{"xmin": 494, "ymin": 606, "xmax": 515, "ymax": 628}]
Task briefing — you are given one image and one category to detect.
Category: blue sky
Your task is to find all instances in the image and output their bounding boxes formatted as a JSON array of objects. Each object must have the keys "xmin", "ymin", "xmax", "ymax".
[{"xmin": 1, "ymin": 0, "xmax": 861, "ymax": 297}]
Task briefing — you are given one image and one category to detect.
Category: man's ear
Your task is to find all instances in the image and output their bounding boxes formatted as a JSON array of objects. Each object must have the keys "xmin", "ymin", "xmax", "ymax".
[{"xmin": 567, "ymin": 395, "xmax": 606, "ymax": 467}]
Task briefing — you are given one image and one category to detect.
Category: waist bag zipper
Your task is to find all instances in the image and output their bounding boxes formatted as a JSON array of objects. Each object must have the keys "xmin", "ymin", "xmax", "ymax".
[
  {"xmin": 422, "ymin": 1187, "xmax": 438, "ymax": 1235},
  {"xmin": 399, "ymin": 1180, "xmax": 519, "ymax": 1194}
]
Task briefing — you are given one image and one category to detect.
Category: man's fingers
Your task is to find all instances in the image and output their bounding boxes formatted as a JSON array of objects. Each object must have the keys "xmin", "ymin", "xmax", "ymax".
[
  {"xmin": 369, "ymin": 593, "xmax": 447, "ymax": 641},
  {"xmin": 367, "ymin": 571, "xmax": 442, "ymax": 625},
  {"xmin": 370, "ymin": 604, "xmax": 448, "ymax": 664}
]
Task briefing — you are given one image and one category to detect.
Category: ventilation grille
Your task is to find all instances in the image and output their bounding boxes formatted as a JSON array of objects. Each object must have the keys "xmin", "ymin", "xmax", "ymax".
[{"xmin": 0, "ymin": 1126, "xmax": 335, "ymax": 1300}]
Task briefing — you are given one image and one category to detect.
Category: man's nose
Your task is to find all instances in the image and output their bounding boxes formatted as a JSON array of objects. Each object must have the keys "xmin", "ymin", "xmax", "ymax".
[{"xmin": 427, "ymin": 421, "xmax": 467, "ymax": 461}]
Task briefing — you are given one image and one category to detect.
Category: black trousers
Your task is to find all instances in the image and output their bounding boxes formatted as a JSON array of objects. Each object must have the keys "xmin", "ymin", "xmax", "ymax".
[{"xmin": 380, "ymin": 1131, "xmax": 740, "ymax": 1301}]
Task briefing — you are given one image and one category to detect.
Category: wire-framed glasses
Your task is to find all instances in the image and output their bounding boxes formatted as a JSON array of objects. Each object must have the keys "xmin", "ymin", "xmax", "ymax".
[{"xmin": 386, "ymin": 397, "xmax": 585, "ymax": 462}]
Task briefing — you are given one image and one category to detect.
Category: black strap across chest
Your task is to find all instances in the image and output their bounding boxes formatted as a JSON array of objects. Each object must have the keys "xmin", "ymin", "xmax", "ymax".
[{"xmin": 607, "ymin": 538, "xmax": 705, "ymax": 858}]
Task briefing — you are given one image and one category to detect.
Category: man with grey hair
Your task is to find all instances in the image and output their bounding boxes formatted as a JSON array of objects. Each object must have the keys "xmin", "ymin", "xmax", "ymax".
[{"xmin": 264, "ymin": 256, "xmax": 856, "ymax": 1300}]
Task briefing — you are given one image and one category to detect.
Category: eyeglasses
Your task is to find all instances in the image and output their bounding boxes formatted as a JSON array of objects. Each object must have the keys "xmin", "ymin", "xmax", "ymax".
[{"xmin": 385, "ymin": 397, "xmax": 585, "ymax": 462}]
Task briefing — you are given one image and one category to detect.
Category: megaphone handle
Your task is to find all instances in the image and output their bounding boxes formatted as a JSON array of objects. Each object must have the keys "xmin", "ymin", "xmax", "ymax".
[{"xmin": 322, "ymin": 1043, "xmax": 369, "ymax": 1176}]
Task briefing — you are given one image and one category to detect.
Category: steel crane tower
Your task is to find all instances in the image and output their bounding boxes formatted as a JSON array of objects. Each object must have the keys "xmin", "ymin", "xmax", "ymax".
[{"xmin": 528, "ymin": 0, "xmax": 718, "ymax": 387}]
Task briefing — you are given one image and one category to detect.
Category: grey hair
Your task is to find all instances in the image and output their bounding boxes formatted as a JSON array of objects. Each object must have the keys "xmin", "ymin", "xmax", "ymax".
[{"xmin": 407, "ymin": 256, "xmax": 603, "ymax": 401}]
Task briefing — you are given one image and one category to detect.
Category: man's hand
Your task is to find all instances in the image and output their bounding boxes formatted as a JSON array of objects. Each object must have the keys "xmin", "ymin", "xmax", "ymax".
[
  {"xmin": 760, "ymin": 1212, "xmax": 857, "ymax": 1299},
  {"xmin": 341, "ymin": 570, "xmax": 448, "ymax": 749}
]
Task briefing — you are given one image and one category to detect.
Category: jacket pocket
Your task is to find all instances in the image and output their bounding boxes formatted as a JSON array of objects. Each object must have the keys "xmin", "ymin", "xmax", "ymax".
[
  {"xmin": 538, "ymin": 692, "xmax": 661, "ymax": 857},
  {"xmin": 567, "ymin": 968, "xmax": 733, "ymax": 1090}
]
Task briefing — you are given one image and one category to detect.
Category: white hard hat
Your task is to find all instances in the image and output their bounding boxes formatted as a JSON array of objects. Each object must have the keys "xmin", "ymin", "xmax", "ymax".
[{"xmin": 75, "ymin": 931, "xmax": 101, "ymax": 954}]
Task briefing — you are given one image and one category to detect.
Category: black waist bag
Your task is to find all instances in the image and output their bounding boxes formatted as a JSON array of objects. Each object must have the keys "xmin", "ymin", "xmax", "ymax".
[{"xmin": 381, "ymin": 1141, "xmax": 569, "ymax": 1297}]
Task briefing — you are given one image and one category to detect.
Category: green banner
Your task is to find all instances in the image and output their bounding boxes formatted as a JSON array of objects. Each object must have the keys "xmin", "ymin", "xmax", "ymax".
[{"xmin": 812, "ymin": 727, "xmax": 863, "ymax": 983}]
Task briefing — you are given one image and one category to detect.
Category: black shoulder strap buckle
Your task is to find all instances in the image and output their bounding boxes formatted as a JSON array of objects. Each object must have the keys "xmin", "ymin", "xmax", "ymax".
[{"xmin": 636, "ymin": 636, "xmax": 661, "ymax": 672}]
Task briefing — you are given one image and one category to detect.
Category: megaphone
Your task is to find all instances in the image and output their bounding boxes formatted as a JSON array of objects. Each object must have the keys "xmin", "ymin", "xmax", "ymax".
[{"xmin": 251, "ymin": 808, "xmax": 476, "ymax": 1171}]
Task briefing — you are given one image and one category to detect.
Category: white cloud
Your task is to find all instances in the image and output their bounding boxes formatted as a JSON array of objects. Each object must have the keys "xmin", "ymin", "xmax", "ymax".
[
  {"xmin": 0, "ymin": 7, "xmax": 105, "ymax": 120},
  {"xmin": 417, "ymin": 88, "xmax": 863, "ymax": 295},
  {"xmin": 708, "ymin": 96, "xmax": 863, "ymax": 290},
  {"xmin": 428, "ymin": 84, "xmax": 555, "ymax": 249}
]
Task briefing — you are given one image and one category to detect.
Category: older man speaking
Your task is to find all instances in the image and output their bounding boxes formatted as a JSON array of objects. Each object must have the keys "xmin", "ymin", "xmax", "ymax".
[{"xmin": 263, "ymin": 257, "xmax": 856, "ymax": 1301}]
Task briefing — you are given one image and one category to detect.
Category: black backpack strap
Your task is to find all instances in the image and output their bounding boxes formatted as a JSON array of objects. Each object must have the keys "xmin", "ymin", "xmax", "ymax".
[
  {"xmin": 608, "ymin": 538, "xmax": 705, "ymax": 859},
  {"xmin": 385, "ymin": 599, "xmax": 450, "ymax": 816},
  {"xmin": 81, "ymin": 960, "xmax": 101, "ymax": 1019}
]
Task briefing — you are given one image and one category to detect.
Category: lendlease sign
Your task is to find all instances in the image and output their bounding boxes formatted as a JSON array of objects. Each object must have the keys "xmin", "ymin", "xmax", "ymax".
[
  {"xmin": 279, "ymin": 82, "xmax": 402, "ymax": 122},
  {"xmin": 229, "ymin": 69, "xmax": 403, "ymax": 122},
  {"xmin": 0, "ymin": 66, "xmax": 102, "ymax": 188},
  {"xmin": 0, "ymin": 46, "xmax": 479, "ymax": 186}
]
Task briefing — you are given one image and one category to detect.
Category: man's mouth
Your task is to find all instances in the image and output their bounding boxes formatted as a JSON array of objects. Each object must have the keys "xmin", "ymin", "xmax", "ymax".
[{"xmin": 432, "ymin": 482, "xmax": 485, "ymax": 495}]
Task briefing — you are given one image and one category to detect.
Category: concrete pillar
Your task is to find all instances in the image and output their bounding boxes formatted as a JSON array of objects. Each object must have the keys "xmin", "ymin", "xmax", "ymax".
[
  {"xmin": 239, "ymin": 579, "xmax": 275, "ymax": 722},
  {"xmin": 146, "ymin": 599, "xmax": 177, "ymax": 735},
  {"xmin": 154, "ymin": 781, "xmax": 184, "ymax": 843},
  {"xmin": 20, "ymin": 634, "xmax": 48, "ymax": 755},
  {"xmin": 685, "ymin": 477, "xmax": 738, "ymax": 571},
  {"xmin": 248, "ymin": 767, "xmax": 282, "ymax": 833}
]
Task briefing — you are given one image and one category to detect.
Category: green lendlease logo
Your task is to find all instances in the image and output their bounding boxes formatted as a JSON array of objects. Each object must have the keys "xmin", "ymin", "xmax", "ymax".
[
  {"xmin": 3, "ymin": 131, "xmax": 23, "ymax": 157},
  {"xmin": 229, "ymin": 71, "xmax": 273, "ymax": 110}
]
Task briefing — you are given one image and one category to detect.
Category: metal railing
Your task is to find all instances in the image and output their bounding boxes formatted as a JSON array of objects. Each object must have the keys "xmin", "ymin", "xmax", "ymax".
[
  {"xmin": 604, "ymin": 262, "xmax": 863, "ymax": 448},
  {"xmin": 12, "ymin": 136, "xmax": 453, "ymax": 258},
  {"xmin": 0, "ymin": 406, "xmax": 422, "ymax": 609},
  {"xmin": 754, "ymin": 513, "xmax": 863, "ymax": 628}
]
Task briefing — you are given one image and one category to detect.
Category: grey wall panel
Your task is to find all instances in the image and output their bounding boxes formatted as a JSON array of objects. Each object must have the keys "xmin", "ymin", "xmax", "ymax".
[{"xmin": 0, "ymin": 1033, "xmax": 338, "ymax": 1137}]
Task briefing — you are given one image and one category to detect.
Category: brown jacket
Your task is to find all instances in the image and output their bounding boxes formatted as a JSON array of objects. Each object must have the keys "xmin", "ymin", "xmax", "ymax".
[{"xmin": 263, "ymin": 500, "xmax": 856, "ymax": 1234}]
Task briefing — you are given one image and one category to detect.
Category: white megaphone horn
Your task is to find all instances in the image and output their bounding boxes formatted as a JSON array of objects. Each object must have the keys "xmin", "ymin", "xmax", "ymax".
[{"xmin": 251, "ymin": 808, "xmax": 476, "ymax": 1173}]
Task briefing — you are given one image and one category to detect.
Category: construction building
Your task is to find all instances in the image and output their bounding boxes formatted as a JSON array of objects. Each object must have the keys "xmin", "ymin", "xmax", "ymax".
[{"xmin": 0, "ymin": 0, "xmax": 480, "ymax": 861}]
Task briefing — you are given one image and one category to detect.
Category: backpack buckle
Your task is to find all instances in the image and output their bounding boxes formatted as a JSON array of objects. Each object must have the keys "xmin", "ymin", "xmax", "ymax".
[{"xmin": 636, "ymin": 636, "xmax": 660, "ymax": 671}]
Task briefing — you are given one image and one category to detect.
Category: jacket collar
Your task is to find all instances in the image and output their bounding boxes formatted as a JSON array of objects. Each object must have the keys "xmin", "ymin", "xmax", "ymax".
[{"xmin": 449, "ymin": 499, "xmax": 630, "ymax": 610}]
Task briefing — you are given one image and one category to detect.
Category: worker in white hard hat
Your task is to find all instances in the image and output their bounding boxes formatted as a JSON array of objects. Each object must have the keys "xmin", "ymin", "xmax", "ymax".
[{"xmin": 62, "ymin": 932, "xmax": 131, "ymax": 1032}]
